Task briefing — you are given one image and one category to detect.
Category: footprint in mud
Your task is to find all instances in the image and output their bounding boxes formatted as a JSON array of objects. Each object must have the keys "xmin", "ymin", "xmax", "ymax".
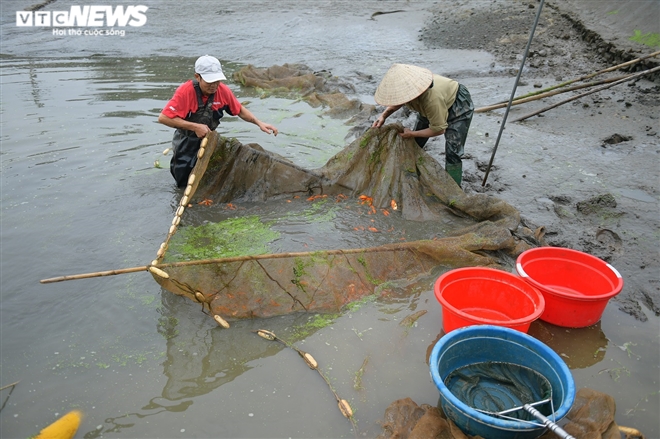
[
  {"xmin": 601, "ymin": 133, "xmax": 632, "ymax": 147},
  {"xmin": 596, "ymin": 228, "xmax": 623, "ymax": 250},
  {"xmin": 595, "ymin": 228, "xmax": 624, "ymax": 257},
  {"xmin": 578, "ymin": 228, "xmax": 624, "ymax": 262}
]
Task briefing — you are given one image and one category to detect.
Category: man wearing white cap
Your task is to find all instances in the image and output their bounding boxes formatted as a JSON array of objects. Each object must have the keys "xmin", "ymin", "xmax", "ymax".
[
  {"xmin": 371, "ymin": 64, "xmax": 473, "ymax": 186},
  {"xmin": 159, "ymin": 55, "xmax": 278, "ymax": 187}
]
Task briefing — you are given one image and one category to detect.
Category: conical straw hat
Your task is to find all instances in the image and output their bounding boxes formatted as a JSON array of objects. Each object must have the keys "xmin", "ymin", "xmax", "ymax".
[{"xmin": 374, "ymin": 64, "xmax": 433, "ymax": 106}]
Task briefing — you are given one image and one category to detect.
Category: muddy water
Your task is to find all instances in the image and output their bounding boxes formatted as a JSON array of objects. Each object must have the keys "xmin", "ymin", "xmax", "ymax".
[{"xmin": 1, "ymin": 1, "xmax": 658, "ymax": 438}]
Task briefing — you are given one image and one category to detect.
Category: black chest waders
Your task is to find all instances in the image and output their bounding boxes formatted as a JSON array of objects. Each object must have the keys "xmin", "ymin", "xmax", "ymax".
[{"xmin": 170, "ymin": 81, "xmax": 222, "ymax": 188}]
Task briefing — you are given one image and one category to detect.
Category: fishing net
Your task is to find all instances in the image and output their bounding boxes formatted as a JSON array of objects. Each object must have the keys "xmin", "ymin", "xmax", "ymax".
[
  {"xmin": 233, "ymin": 63, "xmax": 371, "ymax": 119},
  {"xmin": 149, "ymin": 127, "xmax": 532, "ymax": 320},
  {"xmin": 187, "ymin": 126, "xmax": 519, "ymax": 226},
  {"xmin": 444, "ymin": 361, "xmax": 554, "ymax": 423},
  {"xmin": 377, "ymin": 397, "xmax": 480, "ymax": 439},
  {"xmin": 376, "ymin": 388, "xmax": 630, "ymax": 439},
  {"xmin": 148, "ymin": 63, "xmax": 542, "ymax": 322}
]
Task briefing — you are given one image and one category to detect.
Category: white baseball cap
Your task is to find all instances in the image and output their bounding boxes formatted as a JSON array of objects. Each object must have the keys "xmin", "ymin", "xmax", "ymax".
[{"xmin": 195, "ymin": 55, "xmax": 226, "ymax": 82}]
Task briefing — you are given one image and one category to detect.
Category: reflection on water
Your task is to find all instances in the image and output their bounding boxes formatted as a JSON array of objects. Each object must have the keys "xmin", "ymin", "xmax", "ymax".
[
  {"xmin": 81, "ymin": 267, "xmax": 448, "ymax": 438},
  {"xmin": 528, "ymin": 320, "xmax": 607, "ymax": 369},
  {"xmin": 83, "ymin": 292, "xmax": 316, "ymax": 437},
  {"xmin": 425, "ymin": 320, "xmax": 609, "ymax": 371}
]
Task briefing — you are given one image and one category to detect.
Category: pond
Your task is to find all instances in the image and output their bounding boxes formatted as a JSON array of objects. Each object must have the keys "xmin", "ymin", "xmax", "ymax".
[{"xmin": 1, "ymin": 1, "xmax": 658, "ymax": 438}]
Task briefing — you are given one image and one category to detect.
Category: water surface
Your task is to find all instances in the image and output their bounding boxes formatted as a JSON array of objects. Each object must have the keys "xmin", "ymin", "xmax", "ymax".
[{"xmin": 1, "ymin": 1, "xmax": 658, "ymax": 438}]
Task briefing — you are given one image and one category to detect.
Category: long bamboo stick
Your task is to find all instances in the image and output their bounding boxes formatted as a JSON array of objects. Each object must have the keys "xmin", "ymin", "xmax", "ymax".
[
  {"xmin": 39, "ymin": 245, "xmax": 414, "ymax": 284},
  {"xmin": 512, "ymin": 65, "xmax": 660, "ymax": 122},
  {"xmin": 482, "ymin": 0, "xmax": 545, "ymax": 187},
  {"xmin": 0, "ymin": 381, "xmax": 19, "ymax": 392},
  {"xmin": 482, "ymin": 50, "xmax": 660, "ymax": 109},
  {"xmin": 475, "ymin": 73, "xmax": 632, "ymax": 113},
  {"xmin": 40, "ymin": 266, "xmax": 151, "ymax": 283}
]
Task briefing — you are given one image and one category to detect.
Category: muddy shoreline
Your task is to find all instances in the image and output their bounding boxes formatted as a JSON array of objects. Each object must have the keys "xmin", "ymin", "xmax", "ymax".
[{"xmin": 415, "ymin": 0, "xmax": 660, "ymax": 321}]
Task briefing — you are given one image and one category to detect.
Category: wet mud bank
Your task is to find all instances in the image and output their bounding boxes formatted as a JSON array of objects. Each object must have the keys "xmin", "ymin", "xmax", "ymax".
[
  {"xmin": 561, "ymin": 16, "xmax": 659, "ymax": 81},
  {"xmin": 419, "ymin": 0, "xmax": 659, "ymax": 322},
  {"xmin": 551, "ymin": 1, "xmax": 659, "ymax": 81},
  {"xmin": 420, "ymin": 0, "xmax": 659, "ymax": 81}
]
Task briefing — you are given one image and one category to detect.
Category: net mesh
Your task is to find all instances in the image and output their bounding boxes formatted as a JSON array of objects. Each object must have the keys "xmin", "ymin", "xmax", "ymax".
[{"xmin": 444, "ymin": 361, "xmax": 553, "ymax": 423}]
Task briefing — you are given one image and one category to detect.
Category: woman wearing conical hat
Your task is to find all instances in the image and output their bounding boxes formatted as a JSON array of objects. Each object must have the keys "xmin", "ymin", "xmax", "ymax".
[{"xmin": 372, "ymin": 64, "xmax": 473, "ymax": 187}]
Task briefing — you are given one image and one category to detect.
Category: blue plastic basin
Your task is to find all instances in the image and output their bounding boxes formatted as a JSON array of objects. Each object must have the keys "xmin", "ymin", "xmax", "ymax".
[{"xmin": 430, "ymin": 325, "xmax": 575, "ymax": 439}]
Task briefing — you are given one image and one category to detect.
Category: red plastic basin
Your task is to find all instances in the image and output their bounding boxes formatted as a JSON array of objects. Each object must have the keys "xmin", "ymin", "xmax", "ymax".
[
  {"xmin": 434, "ymin": 267, "xmax": 545, "ymax": 333},
  {"xmin": 516, "ymin": 247, "xmax": 623, "ymax": 328}
]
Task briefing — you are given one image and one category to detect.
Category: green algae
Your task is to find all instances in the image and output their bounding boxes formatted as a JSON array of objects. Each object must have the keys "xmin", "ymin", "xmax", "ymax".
[
  {"xmin": 290, "ymin": 294, "xmax": 377, "ymax": 339},
  {"xmin": 292, "ymin": 257, "xmax": 311, "ymax": 292},
  {"xmin": 165, "ymin": 216, "xmax": 280, "ymax": 261},
  {"xmin": 629, "ymin": 30, "xmax": 660, "ymax": 48},
  {"xmin": 344, "ymin": 294, "xmax": 377, "ymax": 312},
  {"xmin": 292, "ymin": 313, "xmax": 339, "ymax": 339},
  {"xmin": 297, "ymin": 198, "xmax": 339, "ymax": 224},
  {"xmin": 357, "ymin": 256, "xmax": 381, "ymax": 286}
]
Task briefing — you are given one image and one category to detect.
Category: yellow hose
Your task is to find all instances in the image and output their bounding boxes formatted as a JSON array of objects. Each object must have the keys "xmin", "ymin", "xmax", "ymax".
[{"xmin": 35, "ymin": 410, "xmax": 82, "ymax": 439}]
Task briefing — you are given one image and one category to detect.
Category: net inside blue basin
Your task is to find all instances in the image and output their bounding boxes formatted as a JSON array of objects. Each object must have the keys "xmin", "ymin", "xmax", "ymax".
[
  {"xmin": 430, "ymin": 325, "xmax": 575, "ymax": 439},
  {"xmin": 445, "ymin": 361, "xmax": 553, "ymax": 422}
]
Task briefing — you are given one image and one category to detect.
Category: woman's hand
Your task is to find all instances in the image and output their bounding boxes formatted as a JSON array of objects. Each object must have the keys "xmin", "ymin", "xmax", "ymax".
[
  {"xmin": 371, "ymin": 115, "xmax": 386, "ymax": 128},
  {"xmin": 372, "ymin": 105, "xmax": 401, "ymax": 128}
]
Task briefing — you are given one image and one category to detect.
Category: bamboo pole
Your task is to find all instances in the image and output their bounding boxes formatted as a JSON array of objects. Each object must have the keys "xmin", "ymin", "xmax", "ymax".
[
  {"xmin": 482, "ymin": 0, "xmax": 545, "ymax": 187},
  {"xmin": 512, "ymin": 65, "xmax": 660, "ymax": 122},
  {"xmin": 40, "ymin": 245, "xmax": 414, "ymax": 284},
  {"xmin": 475, "ymin": 73, "xmax": 632, "ymax": 113},
  {"xmin": 40, "ymin": 266, "xmax": 150, "ymax": 283},
  {"xmin": 0, "ymin": 381, "xmax": 19, "ymax": 392},
  {"xmin": 481, "ymin": 50, "xmax": 660, "ymax": 110}
]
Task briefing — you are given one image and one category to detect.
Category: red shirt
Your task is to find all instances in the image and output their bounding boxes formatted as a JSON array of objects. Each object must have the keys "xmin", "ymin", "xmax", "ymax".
[{"xmin": 161, "ymin": 80, "xmax": 242, "ymax": 119}]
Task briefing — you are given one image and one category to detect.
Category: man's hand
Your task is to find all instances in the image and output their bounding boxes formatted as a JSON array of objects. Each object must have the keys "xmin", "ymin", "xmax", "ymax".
[
  {"xmin": 258, "ymin": 122, "xmax": 278, "ymax": 136},
  {"xmin": 193, "ymin": 123, "xmax": 211, "ymax": 138},
  {"xmin": 158, "ymin": 113, "xmax": 211, "ymax": 137},
  {"xmin": 239, "ymin": 105, "xmax": 278, "ymax": 136},
  {"xmin": 399, "ymin": 128, "xmax": 415, "ymax": 139}
]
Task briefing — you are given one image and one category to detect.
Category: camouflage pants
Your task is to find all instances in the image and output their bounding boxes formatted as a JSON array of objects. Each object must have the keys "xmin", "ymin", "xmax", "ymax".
[{"xmin": 414, "ymin": 84, "xmax": 473, "ymax": 165}]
